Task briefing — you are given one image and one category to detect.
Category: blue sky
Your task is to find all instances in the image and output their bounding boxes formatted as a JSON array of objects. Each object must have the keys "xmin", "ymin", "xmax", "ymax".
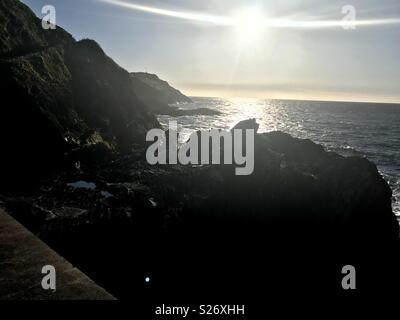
[{"xmin": 23, "ymin": 0, "xmax": 400, "ymax": 102}]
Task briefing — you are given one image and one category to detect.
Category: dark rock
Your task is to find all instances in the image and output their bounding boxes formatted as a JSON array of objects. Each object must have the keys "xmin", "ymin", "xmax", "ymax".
[
  {"xmin": 130, "ymin": 72, "xmax": 192, "ymax": 105},
  {"xmin": 0, "ymin": 1, "xmax": 160, "ymax": 189},
  {"xmin": 0, "ymin": 0, "xmax": 73, "ymax": 58},
  {"xmin": 64, "ymin": 39, "xmax": 160, "ymax": 152},
  {"xmin": 1, "ymin": 0, "xmax": 399, "ymax": 302},
  {"xmin": 5, "ymin": 120, "xmax": 398, "ymax": 300},
  {"xmin": 130, "ymin": 72, "xmax": 220, "ymax": 116},
  {"xmin": 232, "ymin": 118, "xmax": 260, "ymax": 132},
  {"xmin": 53, "ymin": 207, "xmax": 88, "ymax": 218}
]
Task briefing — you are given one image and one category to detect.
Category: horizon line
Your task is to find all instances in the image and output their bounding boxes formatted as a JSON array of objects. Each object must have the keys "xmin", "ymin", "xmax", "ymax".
[{"xmin": 185, "ymin": 94, "xmax": 400, "ymax": 105}]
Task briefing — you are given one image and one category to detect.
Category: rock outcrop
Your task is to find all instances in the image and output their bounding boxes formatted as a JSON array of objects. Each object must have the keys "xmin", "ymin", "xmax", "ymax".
[
  {"xmin": 131, "ymin": 72, "xmax": 192, "ymax": 105},
  {"xmin": 0, "ymin": 0, "xmax": 72, "ymax": 58},
  {"xmin": 130, "ymin": 72, "xmax": 221, "ymax": 116},
  {"xmin": 0, "ymin": 0, "xmax": 399, "ymax": 303},
  {"xmin": 0, "ymin": 0, "xmax": 159, "ymax": 189},
  {"xmin": 3, "ymin": 119, "xmax": 399, "ymax": 300}
]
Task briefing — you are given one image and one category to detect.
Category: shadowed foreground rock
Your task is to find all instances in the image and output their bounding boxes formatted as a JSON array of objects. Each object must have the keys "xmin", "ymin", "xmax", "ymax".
[
  {"xmin": 1, "ymin": 0, "xmax": 399, "ymax": 303},
  {"xmin": 0, "ymin": 209, "xmax": 115, "ymax": 300},
  {"xmin": 3, "ymin": 120, "xmax": 399, "ymax": 301}
]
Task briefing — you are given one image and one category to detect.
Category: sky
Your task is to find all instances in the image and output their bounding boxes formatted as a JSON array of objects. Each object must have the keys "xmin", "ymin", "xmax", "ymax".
[{"xmin": 23, "ymin": 0, "xmax": 400, "ymax": 103}]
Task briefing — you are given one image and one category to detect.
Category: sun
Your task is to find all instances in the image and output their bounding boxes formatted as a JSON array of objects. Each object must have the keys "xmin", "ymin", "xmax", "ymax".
[{"xmin": 232, "ymin": 7, "xmax": 266, "ymax": 43}]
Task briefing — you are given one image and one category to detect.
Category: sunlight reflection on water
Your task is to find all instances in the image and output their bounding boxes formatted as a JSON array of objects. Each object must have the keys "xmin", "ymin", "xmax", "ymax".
[{"xmin": 158, "ymin": 97, "xmax": 400, "ymax": 223}]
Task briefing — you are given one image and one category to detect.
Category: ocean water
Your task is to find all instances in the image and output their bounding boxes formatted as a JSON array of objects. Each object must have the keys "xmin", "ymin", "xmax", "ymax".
[{"xmin": 158, "ymin": 97, "xmax": 400, "ymax": 223}]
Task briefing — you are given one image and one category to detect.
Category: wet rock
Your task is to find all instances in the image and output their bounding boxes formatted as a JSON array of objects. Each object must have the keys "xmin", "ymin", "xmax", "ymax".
[
  {"xmin": 2, "ymin": 119, "xmax": 399, "ymax": 299},
  {"xmin": 53, "ymin": 207, "xmax": 88, "ymax": 219},
  {"xmin": 232, "ymin": 118, "xmax": 260, "ymax": 132},
  {"xmin": 68, "ymin": 181, "xmax": 97, "ymax": 190}
]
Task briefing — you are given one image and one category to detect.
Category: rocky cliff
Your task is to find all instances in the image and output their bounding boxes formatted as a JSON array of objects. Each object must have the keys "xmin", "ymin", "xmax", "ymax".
[
  {"xmin": 0, "ymin": 0, "xmax": 159, "ymax": 190},
  {"xmin": 0, "ymin": 0, "xmax": 72, "ymax": 58},
  {"xmin": 0, "ymin": 0, "xmax": 399, "ymax": 303},
  {"xmin": 131, "ymin": 72, "xmax": 192, "ymax": 105},
  {"xmin": 130, "ymin": 72, "xmax": 220, "ymax": 116}
]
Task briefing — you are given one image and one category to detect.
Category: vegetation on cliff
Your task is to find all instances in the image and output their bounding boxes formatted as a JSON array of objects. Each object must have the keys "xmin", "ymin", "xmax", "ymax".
[
  {"xmin": 0, "ymin": 0, "xmax": 399, "ymax": 302},
  {"xmin": 0, "ymin": 0, "xmax": 159, "ymax": 188}
]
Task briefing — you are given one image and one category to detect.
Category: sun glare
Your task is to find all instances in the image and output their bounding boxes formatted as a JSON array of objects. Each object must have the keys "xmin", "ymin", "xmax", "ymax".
[
  {"xmin": 233, "ymin": 8, "xmax": 266, "ymax": 42},
  {"xmin": 100, "ymin": 0, "xmax": 400, "ymax": 30}
]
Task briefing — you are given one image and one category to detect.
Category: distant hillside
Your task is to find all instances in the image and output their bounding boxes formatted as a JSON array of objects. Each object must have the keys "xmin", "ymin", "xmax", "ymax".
[
  {"xmin": 131, "ymin": 72, "xmax": 192, "ymax": 105},
  {"xmin": 130, "ymin": 72, "xmax": 221, "ymax": 116}
]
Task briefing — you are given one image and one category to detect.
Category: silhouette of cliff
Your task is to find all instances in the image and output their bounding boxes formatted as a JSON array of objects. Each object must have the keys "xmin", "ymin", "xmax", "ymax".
[
  {"xmin": 130, "ymin": 72, "xmax": 221, "ymax": 116},
  {"xmin": 0, "ymin": 0, "xmax": 159, "ymax": 189}
]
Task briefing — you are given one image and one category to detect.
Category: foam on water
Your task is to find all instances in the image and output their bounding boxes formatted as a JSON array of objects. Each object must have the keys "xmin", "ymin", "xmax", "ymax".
[{"xmin": 159, "ymin": 97, "xmax": 400, "ymax": 224}]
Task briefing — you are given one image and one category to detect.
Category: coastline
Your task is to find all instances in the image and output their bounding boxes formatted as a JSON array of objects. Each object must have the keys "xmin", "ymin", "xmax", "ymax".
[{"xmin": 1, "ymin": 0, "xmax": 399, "ymax": 302}]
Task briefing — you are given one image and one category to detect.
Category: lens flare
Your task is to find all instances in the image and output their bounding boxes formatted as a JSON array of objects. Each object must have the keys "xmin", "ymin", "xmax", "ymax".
[
  {"xmin": 99, "ymin": 0, "xmax": 232, "ymax": 25},
  {"xmin": 99, "ymin": 0, "xmax": 400, "ymax": 29}
]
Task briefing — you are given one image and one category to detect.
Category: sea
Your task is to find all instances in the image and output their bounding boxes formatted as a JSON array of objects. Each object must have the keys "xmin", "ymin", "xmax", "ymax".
[{"xmin": 158, "ymin": 97, "xmax": 400, "ymax": 224}]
